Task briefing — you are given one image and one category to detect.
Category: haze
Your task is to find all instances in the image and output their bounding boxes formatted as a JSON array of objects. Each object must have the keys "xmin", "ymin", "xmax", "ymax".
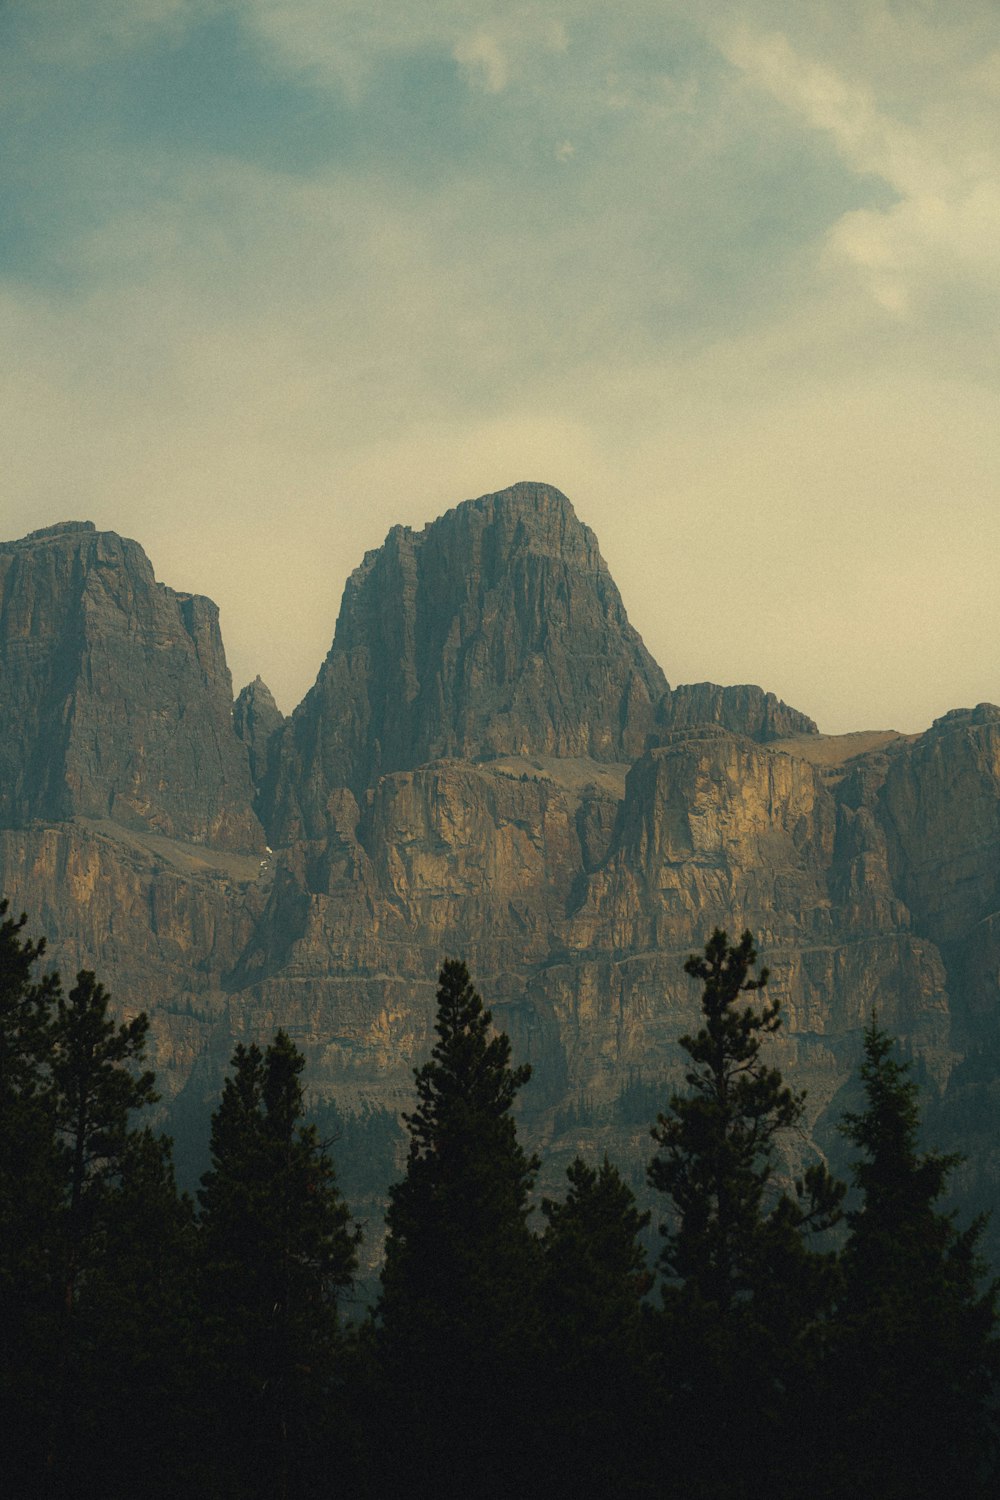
[{"xmin": 2, "ymin": 1, "xmax": 998, "ymax": 734}]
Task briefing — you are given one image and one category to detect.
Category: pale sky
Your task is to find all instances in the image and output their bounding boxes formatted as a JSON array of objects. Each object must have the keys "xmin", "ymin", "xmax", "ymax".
[{"xmin": 2, "ymin": 1, "xmax": 998, "ymax": 734}]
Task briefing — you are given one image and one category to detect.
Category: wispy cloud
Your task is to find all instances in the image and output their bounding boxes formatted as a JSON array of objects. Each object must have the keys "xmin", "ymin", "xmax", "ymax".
[
  {"xmin": 723, "ymin": 19, "xmax": 1000, "ymax": 320},
  {"xmin": 453, "ymin": 34, "xmax": 509, "ymax": 93}
]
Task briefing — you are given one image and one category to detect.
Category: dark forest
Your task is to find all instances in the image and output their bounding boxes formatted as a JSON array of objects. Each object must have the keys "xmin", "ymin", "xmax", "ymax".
[{"xmin": 2, "ymin": 903, "xmax": 997, "ymax": 1499}]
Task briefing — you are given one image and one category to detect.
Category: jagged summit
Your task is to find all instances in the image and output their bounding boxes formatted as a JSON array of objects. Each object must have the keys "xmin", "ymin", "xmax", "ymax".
[
  {"xmin": 932, "ymin": 703, "xmax": 1000, "ymax": 730},
  {"xmin": 407, "ymin": 480, "xmax": 590, "ymax": 556},
  {"xmin": 8, "ymin": 520, "xmax": 98, "ymax": 545},
  {"xmin": 264, "ymin": 482, "xmax": 669, "ymax": 839},
  {"xmin": 0, "ymin": 521, "xmax": 260, "ymax": 849},
  {"xmin": 655, "ymin": 682, "xmax": 818, "ymax": 743},
  {"xmin": 234, "ymin": 676, "xmax": 285, "ymax": 794}
]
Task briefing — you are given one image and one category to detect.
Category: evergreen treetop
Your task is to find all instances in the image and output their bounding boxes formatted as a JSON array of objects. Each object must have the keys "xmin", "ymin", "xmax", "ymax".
[
  {"xmin": 198, "ymin": 1029, "xmax": 359, "ymax": 1500},
  {"xmin": 376, "ymin": 959, "xmax": 540, "ymax": 1499},
  {"xmin": 833, "ymin": 1017, "xmax": 1000, "ymax": 1497},
  {"xmin": 649, "ymin": 928, "xmax": 841, "ymax": 1310},
  {"xmin": 382, "ymin": 957, "xmax": 539, "ymax": 1290}
]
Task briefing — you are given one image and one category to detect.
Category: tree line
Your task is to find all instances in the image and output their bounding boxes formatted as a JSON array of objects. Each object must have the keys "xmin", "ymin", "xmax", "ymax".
[{"xmin": 2, "ymin": 900, "xmax": 997, "ymax": 1499}]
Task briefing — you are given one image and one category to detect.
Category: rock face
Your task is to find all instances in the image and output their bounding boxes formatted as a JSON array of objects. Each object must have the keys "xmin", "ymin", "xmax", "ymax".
[
  {"xmin": 655, "ymin": 682, "xmax": 818, "ymax": 741},
  {"xmin": 264, "ymin": 483, "xmax": 668, "ymax": 839},
  {"xmin": 0, "ymin": 522, "xmax": 261, "ymax": 850},
  {"xmin": 1, "ymin": 488, "xmax": 999, "ymax": 1261}
]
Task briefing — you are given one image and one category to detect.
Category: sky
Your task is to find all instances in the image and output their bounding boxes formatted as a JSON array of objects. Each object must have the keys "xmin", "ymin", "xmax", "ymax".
[{"xmin": 2, "ymin": 0, "xmax": 998, "ymax": 734}]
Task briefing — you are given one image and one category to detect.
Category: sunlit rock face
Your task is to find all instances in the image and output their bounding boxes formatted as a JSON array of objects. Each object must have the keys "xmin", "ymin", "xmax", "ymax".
[{"xmin": 0, "ymin": 489, "xmax": 998, "ymax": 1251}]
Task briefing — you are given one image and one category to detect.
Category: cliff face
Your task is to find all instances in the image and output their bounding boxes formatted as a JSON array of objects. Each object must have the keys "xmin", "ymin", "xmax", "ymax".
[
  {"xmin": 0, "ymin": 522, "xmax": 261, "ymax": 851},
  {"xmin": 264, "ymin": 483, "xmax": 668, "ymax": 839},
  {"xmin": 0, "ymin": 819, "xmax": 264, "ymax": 1100},
  {"xmin": 1, "ymin": 489, "xmax": 998, "ymax": 1246},
  {"xmin": 880, "ymin": 706, "xmax": 1000, "ymax": 946}
]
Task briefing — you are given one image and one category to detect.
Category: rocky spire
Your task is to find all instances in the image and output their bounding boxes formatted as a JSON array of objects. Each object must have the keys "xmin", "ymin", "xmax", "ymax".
[
  {"xmin": 234, "ymin": 676, "xmax": 285, "ymax": 796},
  {"xmin": 0, "ymin": 522, "xmax": 261, "ymax": 849},
  {"xmin": 264, "ymin": 482, "xmax": 669, "ymax": 840}
]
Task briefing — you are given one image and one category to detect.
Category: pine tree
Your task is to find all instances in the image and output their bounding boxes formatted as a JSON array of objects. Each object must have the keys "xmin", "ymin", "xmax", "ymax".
[
  {"xmin": 197, "ymin": 1030, "xmax": 359, "ymax": 1500},
  {"xmin": 538, "ymin": 1156, "xmax": 652, "ymax": 1498},
  {"xmin": 831, "ymin": 1018, "xmax": 1000, "ymax": 1498},
  {"xmin": 45, "ymin": 969, "xmax": 165, "ymax": 1488},
  {"xmin": 0, "ymin": 903, "xmax": 63, "ymax": 1286},
  {"xmin": 0, "ymin": 903, "xmax": 63, "ymax": 1488},
  {"xmin": 648, "ymin": 929, "xmax": 842, "ymax": 1497},
  {"xmin": 69, "ymin": 1128, "xmax": 200, "ymax": 1499},
  {"xmin": 49, "ymin": 970, "xmax": 158, "ymax": 1316},
  {"xmin": 0, "ymin": 910, "xmax": 189, "ymax": 1493},
  {"xmin": 0, "ymin": 900, "xmax": 59, "ymax": 1101},
  {"xmin": 376, "ymin": 959, "xmax": 539, "ymax": 1499}
]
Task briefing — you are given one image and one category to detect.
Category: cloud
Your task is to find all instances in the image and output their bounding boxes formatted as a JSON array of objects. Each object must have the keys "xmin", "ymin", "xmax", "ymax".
[
  {"xmin": 453, "ymin": 33, "xmax": 509, "ymax": 93},
  {"xmin": 450, "ymin": 13, "xmax": 568, "ymax": 94},
  {"xmin": 722, "ymin": 21, "xmax": 1000, "ymax": 322},
  {"xmin": 234, "ymin": 1, "xmax": 569, "ymax": 99},
  {"xmin": 8, "ymin": 0, "xmax": 207, "ymax": 66},
  {"xmin": 2, "ymin": 2, "xmax": 999, "ymax": 733},
  {"xmin": 4, "ymin": 136, "xmax": 997, "ymax": 735}
]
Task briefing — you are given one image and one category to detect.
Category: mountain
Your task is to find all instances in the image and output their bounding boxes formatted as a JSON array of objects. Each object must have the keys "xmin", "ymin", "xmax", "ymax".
[
  {"xmin": 263, "ymin": 483, "xmax": 667, "ymax": 839},
  {"xmin": 0, "ymin": 521, "xmax": 260, "ymax": 849},
  {"xmin": 1, "ymin": 485, "xmax": 998, "ymax": 1258}
]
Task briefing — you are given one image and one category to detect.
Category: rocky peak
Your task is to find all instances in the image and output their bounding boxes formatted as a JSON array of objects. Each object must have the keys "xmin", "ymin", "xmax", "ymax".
[
  {"xmin": 17, "ymin": 520, "xmax": 97, "ymax": 543},
  {"xmin": 234, "ymin": 676, "xmax": 285, "ymax": 795},
  {"xmin": 266, "ymin": 482, "xmax": 669, "ymax": 839},
  {"xmin": 931, "ymin": 703, "xmax": 1000, "ymax": 732},
  {"xmin": 0, "ymin": 522, "xmax": 261, "ymax": 849},
  {"xmin": 653, "ymin": 682, "xmax": 818, "ymax": 742}
]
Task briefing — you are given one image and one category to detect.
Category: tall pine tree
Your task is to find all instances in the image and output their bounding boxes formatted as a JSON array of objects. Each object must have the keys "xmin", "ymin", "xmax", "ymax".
[
  {"xmin": 67, "ymin": 1126, "xmax": 199, "ymax": 1499},
  {"xmin": 46, "ymin": 969, "xmax": 168, "ymax": 1490},
  {"xmin": 197, "ymin": 1030, "xmax": 359, "ymax": 1500},
  {"xmin": 376, "ymin": 959, "xmax": 539, "ymax": 1500},
  {"xmin": 0, "ymin": 904, "xmax": 63, "ymax": 1489},
  {"xmin": 829, "ymin": 1018, "xmax": 1000, "ymax": 1499},
  {"xmin": 0, "ymin": 916, "xmax": 186, "ymax": 1496},
  {"xmin": 648, "ymin": 930, "xmax": 842, "ymax": 1497},
  {"xmin": 49, "ymin": 971, "xmax": 158, "ymax": 1317},
  {"xmin": 537, "ymin": 1156, "xmax": 652, "ymax": 1499}
]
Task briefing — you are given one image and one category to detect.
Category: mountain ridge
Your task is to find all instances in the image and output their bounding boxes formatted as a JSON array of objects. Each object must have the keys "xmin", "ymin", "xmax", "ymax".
[{"xmin": 1, "ymin": 483, "xmax": 998, "ymax": 1259}]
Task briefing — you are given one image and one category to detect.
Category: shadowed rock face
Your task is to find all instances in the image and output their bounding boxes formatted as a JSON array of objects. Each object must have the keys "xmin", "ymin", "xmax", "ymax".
[
  {"xmin": 0, "ymin": 521, "xmax": 261, "ymax": 851},
  {"xmin": 880, "ymin": 705, "xmax": 1000, "ymax": 945},
  {"xmin": 234, "ymin": 676, "xmax": 285, "ymax": 797},
  {"xmin": 1, "ymin": 491, "xmax": 999, "ymax": 1261},
  {"xmin": 264, "ymin": 482, "xmax": 669, "ymax": 840}
]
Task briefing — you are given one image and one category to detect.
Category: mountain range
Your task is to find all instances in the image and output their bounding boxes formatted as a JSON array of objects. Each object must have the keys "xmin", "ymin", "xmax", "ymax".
[{"xmin": 2, "ymin": 483, "xmax": 998, "ymax": 1254}]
